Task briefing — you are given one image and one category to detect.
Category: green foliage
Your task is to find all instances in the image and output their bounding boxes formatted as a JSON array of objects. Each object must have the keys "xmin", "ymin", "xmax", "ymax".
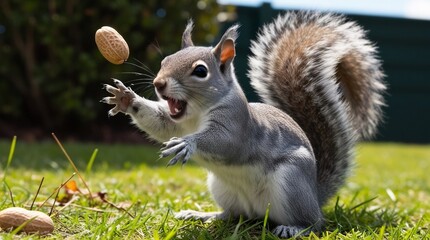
[{"xmin": 0, "ymin": 0, "xmax": 226, "ymax": 130}]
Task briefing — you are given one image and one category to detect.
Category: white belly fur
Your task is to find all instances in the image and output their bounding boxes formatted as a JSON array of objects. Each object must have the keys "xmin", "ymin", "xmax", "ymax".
[{"xmin": 202, "ymin": 161, "xmax": 294, "ymax": 224}]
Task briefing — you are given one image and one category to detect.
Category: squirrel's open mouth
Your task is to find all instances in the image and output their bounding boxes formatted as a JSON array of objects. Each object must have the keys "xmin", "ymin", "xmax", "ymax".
[{"xmin": 163, "ymin": 96, "xmax": 187, "ymax": 119}]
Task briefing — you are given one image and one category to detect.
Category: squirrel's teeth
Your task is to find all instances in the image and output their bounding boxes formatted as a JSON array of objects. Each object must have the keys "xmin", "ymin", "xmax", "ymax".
[{"xmin": 166, "ymin": 97, "xmax": 186, "ymax": 119}]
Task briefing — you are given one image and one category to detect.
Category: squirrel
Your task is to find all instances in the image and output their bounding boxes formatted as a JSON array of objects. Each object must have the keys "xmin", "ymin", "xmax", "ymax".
[{"xmin": 102, "ymin": 11, "xmax": 386, "ymax": 238}]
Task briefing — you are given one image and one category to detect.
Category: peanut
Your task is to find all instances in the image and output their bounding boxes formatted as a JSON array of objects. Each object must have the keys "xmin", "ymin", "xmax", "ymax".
[
  {"xmin": 95, "ymin": 26, "xmax": 129, "ymax": 65},
  {"xmin": 0, "ymin": 207, "xmax": 54, "ymax": 235}
]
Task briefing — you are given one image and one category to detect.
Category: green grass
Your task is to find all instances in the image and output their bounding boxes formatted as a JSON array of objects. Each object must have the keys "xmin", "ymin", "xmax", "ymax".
[{"xmin": 0, "ymin": 139, "xmax": 429, "ymax": 239}]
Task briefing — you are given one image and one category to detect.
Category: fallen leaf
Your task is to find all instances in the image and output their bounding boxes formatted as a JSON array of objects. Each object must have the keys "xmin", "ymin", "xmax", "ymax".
[{"xmin": 65, "ymin": 180, "xmax": 80, "ymax": 194}]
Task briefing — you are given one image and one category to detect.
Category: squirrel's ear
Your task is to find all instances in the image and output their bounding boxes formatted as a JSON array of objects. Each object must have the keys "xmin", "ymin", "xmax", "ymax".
[
  {"xmin": 181, "ymin": 20, "xmax": 194, "ymax": 49},
  {"xmin": 212, "ymin": 25, "xmax": 239, "ymax": 70},
  {"xmin": 219, "ymin": 39, "xmax": 235, "ymax": 64}
]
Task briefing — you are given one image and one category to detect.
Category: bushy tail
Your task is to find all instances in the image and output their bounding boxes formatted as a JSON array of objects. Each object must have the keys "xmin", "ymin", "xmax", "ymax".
[{"xmin": 248, "ymin": 11, "xmax": 386, "ymax": 204}]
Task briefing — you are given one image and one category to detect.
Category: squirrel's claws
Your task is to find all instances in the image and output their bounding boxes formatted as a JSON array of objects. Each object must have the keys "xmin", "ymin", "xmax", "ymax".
[
  {"xmin": 108, "ymin": 107, "xmax": 119, "ymax": 116},
  {"xmin": 166, "ymin": 155, "xmax": 181, "ymax": 167},
  {"xmin": 160, "ymin": 137, "xmax": 194, "ymax": 167},
  {"xmin": 112, "ymin": 78, "xmax": 128, "ymax": 91},
  {"xmin": 104, "ymin": 84, "xmax": 120, "ymax": 95},
  {"xmin": 100, "ymin": 97, "xmax": 109, "ymax": 104}
]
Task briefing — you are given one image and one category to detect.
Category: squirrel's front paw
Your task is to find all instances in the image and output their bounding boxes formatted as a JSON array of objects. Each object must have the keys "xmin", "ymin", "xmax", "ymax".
[
  {"xmin": 160, "ymin": 137, "xmax": 195, "ymax": 166},
  {"xmin": 101, "ymin": 78, "xmax": 137, "ymax": 116}
]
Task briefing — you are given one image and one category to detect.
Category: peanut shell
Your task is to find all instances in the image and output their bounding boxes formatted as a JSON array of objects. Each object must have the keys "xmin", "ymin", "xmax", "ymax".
[
  {"xmin": 0, "ymin": 207, "xmax": 54, "ymax": 235},
  {"xmin": 95, "ymin": 26, "xmax": 129, "ymax": 64}
]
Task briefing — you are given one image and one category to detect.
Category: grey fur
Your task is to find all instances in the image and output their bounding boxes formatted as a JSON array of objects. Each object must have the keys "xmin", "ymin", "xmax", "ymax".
[{"xmin": 102, "ymin": 12, "xmax": 385, "ymax": 238}]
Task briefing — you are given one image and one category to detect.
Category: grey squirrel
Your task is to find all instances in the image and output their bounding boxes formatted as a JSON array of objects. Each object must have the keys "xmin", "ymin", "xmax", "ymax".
[{"xmin": 102, "ymin": 11, "xmax": 386, "ymax": 238}]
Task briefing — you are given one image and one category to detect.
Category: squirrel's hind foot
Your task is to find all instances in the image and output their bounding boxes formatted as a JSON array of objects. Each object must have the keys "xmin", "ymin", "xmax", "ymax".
[{"xmin": 272, "ymin": 225, "xmax": 311, "ymax": 238}]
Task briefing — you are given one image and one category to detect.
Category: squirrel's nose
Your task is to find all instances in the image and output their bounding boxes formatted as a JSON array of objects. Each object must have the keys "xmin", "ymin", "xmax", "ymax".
[{"xmin": 153, "ymin": 78, "xmax": 166, "ymax": 91}]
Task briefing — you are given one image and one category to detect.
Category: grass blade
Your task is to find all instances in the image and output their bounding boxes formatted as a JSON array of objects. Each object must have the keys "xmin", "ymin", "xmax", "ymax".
[
  {"xmin": 86, "ymin": 148, "xmax": 98, "ymax": 174},
  {"xmin": 6, "ymin": 136, "xmax": 17, "ymax": 167},
  {"xmin": 3, "ymin": 136, "xmax": 17, "ymax": 181},
  {"xmin": 10, "ymin": 216, "xmax": 38, "ymax": 235},
  {"xmin": 378, "ymin": 225, "xmax": 386, "ymax": 240},
  {"xmin": 164, "ymin": 225, "xmax": 178, "ymax": 240},
  {"xmin": 261, "ymin": 203, "xmax": 270, "ymax": 240},
  {"xmin": 153, "ymin": 229, "xmax": 160, "ymax": 240},
  {"xmin": 4, "ymin": 181, "xmax": 15, "ymax": 207},
  {"xmin": 52, "ymin": 133, "xmax": 93, "ymax": 199},
  {"xmin": 30, "ymin": 177, "xmax": 44, "ymax": 210},
  {"xmin": 228, "ymin": 215, "xmax": 243, "ymax": 239},
  {"xmin": 349, "ymin": 196, "xmax": 378, "ymax": 211}
]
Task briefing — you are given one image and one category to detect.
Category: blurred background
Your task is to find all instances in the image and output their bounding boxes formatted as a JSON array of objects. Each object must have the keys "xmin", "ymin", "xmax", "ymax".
[{"xmin": 0, "ymin": 0, "xmax": 429, "ymax": 143}]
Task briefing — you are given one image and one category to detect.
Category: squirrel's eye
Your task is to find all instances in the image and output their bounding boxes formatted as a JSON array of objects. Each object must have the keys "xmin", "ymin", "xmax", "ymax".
[{"xmin": 192, "ymin": 65, "xmax": 208, "ymax": 78}]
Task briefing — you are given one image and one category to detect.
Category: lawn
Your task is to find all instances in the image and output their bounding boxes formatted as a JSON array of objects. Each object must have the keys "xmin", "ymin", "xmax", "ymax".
[{"xmin": 0, "ymin": 138, "xmax": 429, "ymax": 239}]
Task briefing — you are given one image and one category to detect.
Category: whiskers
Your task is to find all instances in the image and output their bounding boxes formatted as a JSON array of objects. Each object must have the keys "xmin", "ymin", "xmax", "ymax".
[
  {"xmin": 151, "ymin": 40, "xmax": 164, "ymax": 59},
  {"xmin": 119, "ymin": 58, "xmax": 157, "ymax": 99},
  {"xmin": 125, "ymin": 58, "xmax": 156, "ymax": 76}
]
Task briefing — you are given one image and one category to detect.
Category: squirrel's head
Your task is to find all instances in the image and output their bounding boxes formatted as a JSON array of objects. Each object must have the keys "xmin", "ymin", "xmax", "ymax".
[{"xmin": 153, "ymin": 20, "xmax": 239, "ymax": 122}]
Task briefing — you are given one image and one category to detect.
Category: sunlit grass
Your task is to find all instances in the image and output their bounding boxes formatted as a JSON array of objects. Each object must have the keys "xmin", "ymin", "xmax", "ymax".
[{"xmin": 0, "ymin": 140, "xmax": 429, "ymax": 239}]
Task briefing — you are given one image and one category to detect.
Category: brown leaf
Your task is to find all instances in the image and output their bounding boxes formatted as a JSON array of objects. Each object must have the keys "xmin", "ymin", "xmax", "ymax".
[
  {"xmin": 65, "ymin": 180, "xmax": 80, "ymax": 193},
  {"xmin": 57, "ymin": 180, "xmax": 80, "ymax": 204}
]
